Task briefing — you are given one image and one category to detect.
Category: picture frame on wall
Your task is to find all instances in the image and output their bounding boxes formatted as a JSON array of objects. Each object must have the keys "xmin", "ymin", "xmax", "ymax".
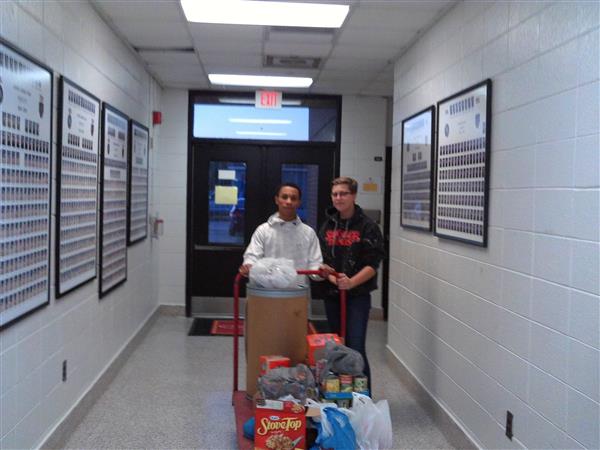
[
  {"xmin": 56, "ymin": 77, "xmax": 100, "ymax": 298},
  {"xmin": 400, "ymin": 105, "xmax": 435, "ymax": 231},
  {"xmin": 434, "ymin": 79, "xmax": 492, "ymax": 247},
  {"xmin": 127, "ymin": 120, "xmax": 149, "ymax": 245},
  {"xmin": 99, "ymin": 103, "xmax": 129, "ymax": 297},
  {"xmin": 0, "ymin": 39, "xmax": 53, "ymax": 329}
]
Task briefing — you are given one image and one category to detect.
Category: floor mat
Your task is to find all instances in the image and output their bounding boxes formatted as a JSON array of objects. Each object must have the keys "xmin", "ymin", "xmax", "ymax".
[
  {"xmin": 189, "ymin": 318, "xmax": 332, "ymax": 336},
  {"xmin": 188, "ymin": 318, "xmax": 244, "ymax": 336}
]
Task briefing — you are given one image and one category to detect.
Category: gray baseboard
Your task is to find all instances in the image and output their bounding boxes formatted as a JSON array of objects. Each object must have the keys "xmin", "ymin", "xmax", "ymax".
[
  {"xmin": 385, "ymin": 347, "xmax": 477, "ymax": 450},
  {"xmin": 41, "ymin": 306, "xmax": 161, "ymax": 449}
]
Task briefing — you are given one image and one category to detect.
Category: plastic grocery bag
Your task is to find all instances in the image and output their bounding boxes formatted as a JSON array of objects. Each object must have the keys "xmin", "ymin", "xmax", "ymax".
[
  {"xmin": 250, "ymin": 257, "xmax": 297, "ymax": 289},
  {"xmin": 324, "ymin": 341, "xmax": 365, "ymax": 376},
  {"xmin": 310, "ymin": 405, "xmax": 357, "ymax": 450},
  {"xmin": 347, "ymin": 393, "xmax": 393, "ymax": 450},
  {"xmin": 258, "ymin": 364, "xmax": 316, "ymax": 402}
]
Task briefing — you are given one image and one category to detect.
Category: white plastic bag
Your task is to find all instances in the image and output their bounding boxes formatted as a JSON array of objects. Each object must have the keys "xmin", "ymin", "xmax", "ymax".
[
  {"xmin": 348, "ymin": 393, "xmax": 393, "ymax": 450},
  {"xmin": 249, "ymin": 257, "xmax": 297, "ymax": 289}
]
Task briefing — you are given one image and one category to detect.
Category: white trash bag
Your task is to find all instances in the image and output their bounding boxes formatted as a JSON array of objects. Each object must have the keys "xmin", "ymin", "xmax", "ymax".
[
  {"xmin": 348, "ymin": 392, "xmax": 393, "ymax": 450},
  {"xmin": 249, "ymin": 257, "xmax": 297, "ymax": 289}
]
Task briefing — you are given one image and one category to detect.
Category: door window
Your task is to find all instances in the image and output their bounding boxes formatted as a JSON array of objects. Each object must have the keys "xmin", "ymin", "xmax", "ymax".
[
  {"xmin": 281, "ymin": 164, "xmax": 319, "ymax": 230},
  {"xmin": 208, "ymin": 161, "xmax": 246, "ymax": 245}
]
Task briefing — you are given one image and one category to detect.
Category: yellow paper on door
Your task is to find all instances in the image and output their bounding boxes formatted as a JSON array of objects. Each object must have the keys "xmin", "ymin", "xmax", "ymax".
[{"xmin": 215, "ymin": 186, "xmax": 238, "ymax": 205}]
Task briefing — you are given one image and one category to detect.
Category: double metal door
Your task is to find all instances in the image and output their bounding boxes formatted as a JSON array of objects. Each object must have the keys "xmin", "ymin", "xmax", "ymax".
[{"xmin": 187, "ymin": 141, "xmax": 336, "ymax": 315}]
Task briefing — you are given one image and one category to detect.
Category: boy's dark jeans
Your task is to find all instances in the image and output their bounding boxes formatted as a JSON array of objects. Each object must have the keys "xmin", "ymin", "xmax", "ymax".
[{"xmin": 324, "ymin": 293, "xmax": 372, "ymax": 392}]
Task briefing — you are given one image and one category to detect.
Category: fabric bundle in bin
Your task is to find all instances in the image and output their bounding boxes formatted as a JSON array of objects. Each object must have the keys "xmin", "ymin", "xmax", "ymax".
[
  {"xmin": 258, "ymin": 364, "xmax": 317, "ymax": 402},
  {"xmin": 249, "ymin": 257, "xmax": 297, "ymax": 289},
  {"xmin": 324, "ymin": 341, "xmax": 365, "ymax": 376}
]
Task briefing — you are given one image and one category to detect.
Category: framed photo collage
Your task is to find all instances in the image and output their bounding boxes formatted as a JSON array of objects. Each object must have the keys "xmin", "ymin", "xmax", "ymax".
[
  {"xmin": 1, "ymin": 38, "xmax": 150, "ymax": 329},
  {"xmin": 400, "ymin": 79, "xmax": 492, "ymax": 247}
]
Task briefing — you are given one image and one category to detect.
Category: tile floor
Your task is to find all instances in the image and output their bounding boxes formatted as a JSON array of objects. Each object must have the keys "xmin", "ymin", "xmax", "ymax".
[{"xmin": 63, "ymin": 314, "xmax": 456, "ymax": 449}]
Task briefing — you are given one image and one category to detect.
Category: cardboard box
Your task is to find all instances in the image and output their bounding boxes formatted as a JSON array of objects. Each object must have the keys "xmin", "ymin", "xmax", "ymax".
[
  {"xmin": 245, "ymin": 287, "xmax": 308, "ymax": 397},
  {"xmin": 260, "ymin": 355, "xmax": 291, "ymax": 375},
  {"xmin": 254, "ymin": 400, "xmax": 305, "ymax": 450},
  {"xmin": 306, "ymin": 333, "xmax": 342, "ymax": 366}
]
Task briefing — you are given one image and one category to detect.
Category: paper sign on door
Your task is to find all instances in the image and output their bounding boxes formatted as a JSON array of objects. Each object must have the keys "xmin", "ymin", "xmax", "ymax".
[{"xmin": 215, "ymin": 186, "xmax": 238, "ymax": 205}]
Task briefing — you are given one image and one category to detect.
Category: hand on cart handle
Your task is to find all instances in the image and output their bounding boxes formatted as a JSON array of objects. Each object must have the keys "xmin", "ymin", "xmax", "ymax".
[{"xmin": 238, "ymin": 264, "xmax": 251, "ymax": 277}]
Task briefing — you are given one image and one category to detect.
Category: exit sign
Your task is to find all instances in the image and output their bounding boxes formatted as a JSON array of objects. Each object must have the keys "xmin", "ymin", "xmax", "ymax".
[{"xmin": 256, "ymin": 90, "xmax": 282, "ymax": 109}]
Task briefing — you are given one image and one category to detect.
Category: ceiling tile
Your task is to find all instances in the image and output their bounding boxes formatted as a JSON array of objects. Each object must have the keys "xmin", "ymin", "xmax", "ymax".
[
  {"xmin": 93, "ymin": 0, "xmax": 184, "ymax": 22},
  {"xmin": 264, "ymin": 42, "xmax": 332, "ymax": 58},
  {"xmin": 337, "ymin": 26, "xmax": 416, "ymax": 47},
  {"xmin": 113, "ymin": 20, "xmax": 192, "ymax": 47},
  {"xmin": 138, "ymin": 50, "xmax": 199, "ymax": 65},
  {"xmin": 188, "ymin": 23, "xmax": 264, "ymax": 42},
  {"xmin": 200, "ymin": 53, "xmax": 263, "ymax": 71},
  {"xmin": 345, "ymin": 4, "xmax": 440, "ymax": 30},
  {"xmin": 323, "ymin": 57, "xmax": 388, "ymax": 72},
  {"xmin": 330, "ymin": 43, "xmax": 399, "ymax": 60},
  {"xmin": 267, "ymin": 28, "xmax": 335, "ymax": 45},
  {"xmin": 193, "ymin": 38, "xmax": 262, "ymax": 54}
]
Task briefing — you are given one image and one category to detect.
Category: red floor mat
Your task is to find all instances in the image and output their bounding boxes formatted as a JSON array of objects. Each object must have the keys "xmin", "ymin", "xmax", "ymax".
[{"xmin": 210, "ymin": 319, "xmax": 245, "ymax": 336}]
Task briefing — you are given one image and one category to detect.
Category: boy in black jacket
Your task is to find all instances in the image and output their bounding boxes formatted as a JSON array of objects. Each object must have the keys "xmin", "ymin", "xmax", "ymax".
[{"xmin": 318, "ymin": 177, "xmax": 384, "ymax": 391}]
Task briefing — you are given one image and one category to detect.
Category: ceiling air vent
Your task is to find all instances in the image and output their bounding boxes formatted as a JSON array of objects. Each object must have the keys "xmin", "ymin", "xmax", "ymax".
[{"xmin": 264, "ymin": 55, "xmax": 322, "ymax": 69}]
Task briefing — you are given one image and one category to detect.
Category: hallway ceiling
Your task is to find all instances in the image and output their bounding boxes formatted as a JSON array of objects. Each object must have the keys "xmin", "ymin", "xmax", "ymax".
[{"xmin": 91, "ymin": 0, "xmax": 455, "ymax": 96}]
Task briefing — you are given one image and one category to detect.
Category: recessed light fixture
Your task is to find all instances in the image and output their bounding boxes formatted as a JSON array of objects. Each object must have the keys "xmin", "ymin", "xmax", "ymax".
[
  {"xmin": 209, "ymin": 74, "xmax": 313, "ymax": 88},
  {"xmin": 180, "ymin": 0, "xmax": 349, "ymax": 28},
  {"xmin": 229, "ymin": 118, "xmax": 292, "ymax": 125}
]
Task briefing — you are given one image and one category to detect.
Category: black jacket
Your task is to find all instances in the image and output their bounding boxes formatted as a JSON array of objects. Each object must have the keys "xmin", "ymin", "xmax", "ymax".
[{"xmin": 318, "ymin": 205, "xmax": 385, "ymax": 297}]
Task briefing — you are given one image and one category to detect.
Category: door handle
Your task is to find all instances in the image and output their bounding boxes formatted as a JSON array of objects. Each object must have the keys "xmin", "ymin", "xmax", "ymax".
[{"xmin": 194, "ymin": 245, "xmax": 242, "ymax": 251}]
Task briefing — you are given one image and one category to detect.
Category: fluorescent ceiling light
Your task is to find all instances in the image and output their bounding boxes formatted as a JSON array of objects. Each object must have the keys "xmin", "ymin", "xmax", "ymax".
[
  {"xmin": 209, "ymin": 74, "xmax": 312, "ymax": 88},
  {"xmin": 229, "ymin": 118, "xmax": 292, "ymax": 125},
  {"xmin": 236, "ymin": 131, "xmax": 287, "ymax": 136},
  {"xmin": 218, "ymin": 97, "xmax": 302, "ymax": 106},
  {"xmin": 180, "ymin": 0, "xmax": 349, "ymax": 28}
]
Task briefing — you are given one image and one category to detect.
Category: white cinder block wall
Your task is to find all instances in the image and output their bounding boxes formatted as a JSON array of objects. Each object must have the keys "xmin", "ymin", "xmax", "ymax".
[
  {"xmin": 154, "ymin": 89, "xmax": 188, "ymax": 306},
  {"xmin": 156, "ymin": 92, "xmax": 388, "ymax": 309},
  {"xmin": 340, "ymin": 96, "xmax": 387, "ymax": 309},
  {"xmin": 389, "ymin": 1, "xmax": 599, "ymax": 449},
  {"xmin": 0, "ymin": 2, "xmax": 161, "ymax": 449}
]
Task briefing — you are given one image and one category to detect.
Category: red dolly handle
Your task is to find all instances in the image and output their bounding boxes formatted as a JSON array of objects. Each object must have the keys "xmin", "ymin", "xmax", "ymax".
[{"xmin": 232, "ymin": 269, "xmax": 347, "ymax": 393}]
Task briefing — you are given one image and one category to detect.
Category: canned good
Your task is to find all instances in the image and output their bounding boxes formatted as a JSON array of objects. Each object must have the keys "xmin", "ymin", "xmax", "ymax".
[
  {"xmin": 353, "ymin": 375, "xmax": 368, "ymax": 392},
  {"xmin": 339, "ymin": 374, "xmax": 353, "ymax": 392},
  {"xmin": 324, "ymin": 375, "xmax": 340, "ymax": 393},
  {"xmin": 315, "ymin": 359, "xmax": 327, "ymax": 385}
]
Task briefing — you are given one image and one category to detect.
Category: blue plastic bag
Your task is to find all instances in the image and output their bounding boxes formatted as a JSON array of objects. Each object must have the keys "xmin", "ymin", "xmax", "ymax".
[{"xmin": 311, "ymin": 406, "xmax": 357, "ymax": 450}]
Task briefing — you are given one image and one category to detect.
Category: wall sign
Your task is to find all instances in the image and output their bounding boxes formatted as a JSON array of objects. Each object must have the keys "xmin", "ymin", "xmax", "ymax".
[
  {"xmin": 127, "ymin": 120, "xmax": 149, "ymax": 244},
  {"xmin": 0, "ymin": 40, "xmax": 53, "ymax": 329},
  {"xmin": 56, "ymin": 77, "xmax": 100, "ymax": 297},
  {"xmin": 99, "ymin": 104, "xmax": 128, "ymax": 297},
  {"xmin": 400, "ymin": 106, "xmax": 435, "ymax": 231},
  {"xmin": 434, "ymin": 79, "xmax": 492, "ymax": 246}
]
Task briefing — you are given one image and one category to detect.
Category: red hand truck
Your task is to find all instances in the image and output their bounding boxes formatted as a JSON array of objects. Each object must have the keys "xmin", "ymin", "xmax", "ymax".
[{"xmin": 231, "ymin": 269, "xmax": 347, "ymax": 449}]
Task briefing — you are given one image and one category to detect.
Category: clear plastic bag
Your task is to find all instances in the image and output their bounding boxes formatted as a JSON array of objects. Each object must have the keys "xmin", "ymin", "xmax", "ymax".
[
  {"xmin": 249, "ymin": 257, "xmax": 297, "ymax": 289},
  {"xmin": 347, "ymin": 392, "xmax": 393, "ymax": 450}
]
